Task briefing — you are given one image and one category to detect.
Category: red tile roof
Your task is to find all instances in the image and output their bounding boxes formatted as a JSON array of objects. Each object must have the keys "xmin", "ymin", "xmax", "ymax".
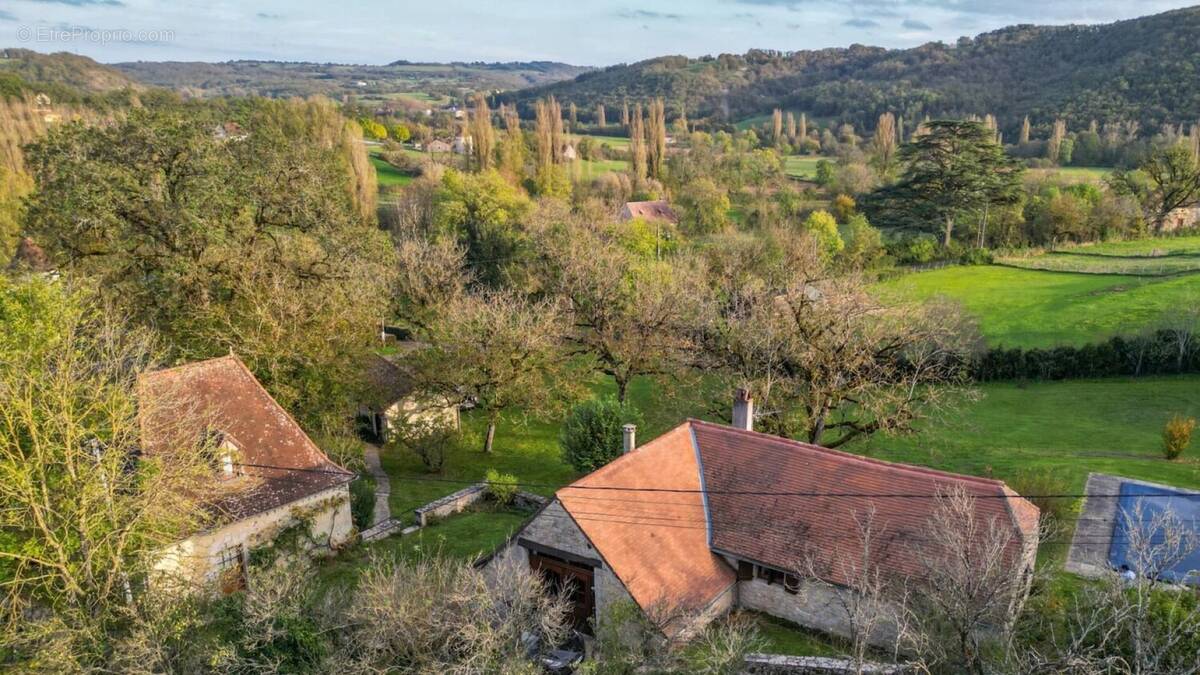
[
  {"xmin": 557, "ymin": 424, "xmax": 736, "ymax": 619},
  {"xmin": 554, "ymin": 419, "xmax": 1038, "ymax": 617},
  {"xmin": 137, "ymin": 355, "xmax": 351, "ymax": 521},
  {"xmin": 691, "ymin": 420, "xmax": 1039, "ymax": 586},
  {"xmin": 621, "ymin": 200, "xmax": 679, "ymax": 224}
]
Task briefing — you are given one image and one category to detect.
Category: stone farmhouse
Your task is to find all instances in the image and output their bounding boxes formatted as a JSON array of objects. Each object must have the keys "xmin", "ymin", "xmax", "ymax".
[
  {"xmin": 138, "ymin": 355, "xmax": 355, "ymax": 592},
  {"xmin": 426, "ymin": 139, "xmax": 452, "ymax": 154},
  {"xmin": 619, "ymin": 199, "xmax": 679, "ymax": 225},
  {"xmin": 487, "ymin": 393, "xmax": 1040, "ymax": 641}
]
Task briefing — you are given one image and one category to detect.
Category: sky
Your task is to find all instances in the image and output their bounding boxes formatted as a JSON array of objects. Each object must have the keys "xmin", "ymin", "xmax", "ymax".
[{"xmin": 1, "ymin": 0, "xmax": 1196, "ymax": 66}]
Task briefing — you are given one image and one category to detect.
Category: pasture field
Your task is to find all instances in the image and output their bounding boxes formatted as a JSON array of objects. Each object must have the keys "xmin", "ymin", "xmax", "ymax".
[
  {"xmin": 1027, "ymin": 166, "xmax": 1111, "ymax": 183},
  {"xmin": 586, "ymin": 134, "xmax": 630, "ymax": 149},
  {"xmin": 998, "ymin": 251, "xmax": 1200, "ymax": 275},
  {"xmin": 1059, "ymin": 235, "xmax": 1200, "ymax": 257},
  {"xmin": 876, "ymin": 264, "xmax": 1200, "ymax": 348},
  {"xmin": 783, "ymin": 155, "xmax": 825, "ymax": 179},
  {"xmin": 574, "ymin": 157, "xmax": 629, "ymax": 178}
]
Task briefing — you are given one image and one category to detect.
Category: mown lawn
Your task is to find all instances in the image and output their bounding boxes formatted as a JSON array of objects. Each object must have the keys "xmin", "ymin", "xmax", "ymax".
[
  {"xmin": 369, "ymin": 154, "xmax": 413, "ymax": 188},
  {"xmin": 998, "ymin": 252, "xmax": 1200, "ymax": 275},
  {"xmin": 876, "ymin": 264, "xmax": 1200, "ymax": 348},
  {"xmin": 1027, "ymin": 166, "xmax": 1111, "ymax": 183},
  {"xmin": 315, "ymin": 505, "xmax": 530, "ymax": 590},
  {"xmin": 379, "ymin": 375, "xmax": 708, "ymax": 519},
  {"xmin": 850, "ymin": 376, "xmax": 1200, "ymax": 493}
]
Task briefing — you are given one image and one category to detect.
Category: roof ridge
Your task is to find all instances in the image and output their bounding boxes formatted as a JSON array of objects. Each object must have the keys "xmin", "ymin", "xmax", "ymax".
[
  {"xmin": 139, "ymin": 353, "xmax": 241, "ymax": 381},
  {"xmin": 687, "ymin": 418, "xmax": 1010, "ymax": 491},
  {"xmin": 558, "ymin": 421, "xmax": 693, "ymax": 494}
]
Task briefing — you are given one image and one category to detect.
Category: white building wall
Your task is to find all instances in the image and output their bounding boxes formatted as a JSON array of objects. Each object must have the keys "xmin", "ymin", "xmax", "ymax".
[{"xmin": 154, "ymin": 484, "xmax": 353, "ymax": 590}]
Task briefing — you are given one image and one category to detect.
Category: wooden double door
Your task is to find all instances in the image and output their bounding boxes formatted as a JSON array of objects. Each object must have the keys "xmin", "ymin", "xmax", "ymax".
[{"xmin": 530, "ymin": 551, "xmax": 595, "ymax": 632}]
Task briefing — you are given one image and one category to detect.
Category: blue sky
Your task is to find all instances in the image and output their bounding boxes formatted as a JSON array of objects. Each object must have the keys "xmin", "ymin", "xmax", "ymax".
[{"xmin": 2, "ymin": 0, "xmax": 1195, "ymax": 65}]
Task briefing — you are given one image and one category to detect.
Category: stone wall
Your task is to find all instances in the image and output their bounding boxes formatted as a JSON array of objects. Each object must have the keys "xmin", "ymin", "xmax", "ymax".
[
  {"xmin": 743, "ymin": 653, "xmax": 912, "ymax": 674},
  {"xmin": 737, "ymin": 576, "xmax": 902, "ymax": 649},
  {"xmin": 414, "ymin": 483, "xmax": 487, "ymax": 526},
  {"xmin": 153, "ymin": 484, "xmax": 353, "ymax": 589},
  {"xmin": 487, "ymin": 500, "xmax": 633, "ymax": 626}
]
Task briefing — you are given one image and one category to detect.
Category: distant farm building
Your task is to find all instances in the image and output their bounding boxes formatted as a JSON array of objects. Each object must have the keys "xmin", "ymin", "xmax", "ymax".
[
  {"xmin": 1162, "ymin": 206, "xmax": 1200, "ymax": 232},
  {"xmin": 620, "ymin": 200, "xmax": 679, "ymax": 225},
  {"xmin": 426, "ymin": 139, "xmax": 452, "ymax": 154},
  {"xmin": 360, "ymin": 352, "xmax": 460, "ymax": 444},
  {"xmin": 452, "ymin": 135, "xmax": 473, "ymax": 155}
]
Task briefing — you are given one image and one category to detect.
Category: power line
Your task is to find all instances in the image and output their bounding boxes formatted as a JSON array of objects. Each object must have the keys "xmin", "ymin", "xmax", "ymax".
[{"xmin": 234, "ymin": 462, "xmax": 1200, "ymax": 501}]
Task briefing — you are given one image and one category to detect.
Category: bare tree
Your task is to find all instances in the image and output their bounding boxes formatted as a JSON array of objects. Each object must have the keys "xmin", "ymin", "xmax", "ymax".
[
  {"xmin": 596, "ymin": 103, "xmax": 606, "ymax": 128},
  {"xmin": 412, "ymin": 289, "xmax": 578, "ymax": 453},
  {"xmin": 630, "ymin": 103, "xmax": 647, "ymax": 184},
  {"xmin": 871, "ymin": 112, "xmax": 898, "ymax": 176},
  {"xmin": 1019, "ymin": 116, "xmax": 1031, "ymax": 145},
  {"xmin": 912, "ymin": 487, "xmax": 1037, "ymax": 674},
  {"xmin": 772, "ymin": 108, "xmax": 783, "ymax": 146},
  {"xmin": 542, "ymin": 225, "xmax": 704, "ymax": 402},
  {"xmin": 698, "ymin": 230, "xmax": 980, "ymax": 446},
  {"xmin": 0, "ymin": 280, "xmax": 213, "ymax": 666},
  {"xmin": 648, "ymin": 98, "xmax": 667, "ymax": 180},
  {"xmin": 1163, "ymin": 298, "xmax": 1200, "ymax": 372},
  {"xmin": 469, "ymin": 92, "xmax": 495, "ymax": 171}
]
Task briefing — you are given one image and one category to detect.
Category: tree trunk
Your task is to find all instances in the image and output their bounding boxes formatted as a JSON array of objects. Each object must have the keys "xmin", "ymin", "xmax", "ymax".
[
  {"xmin": 944, "ymin": 214, "xmax": 955, "ymax": 248},
  {"xmin": 483, "ymin": 417, "xmax": 497, "ymax": 454},
  {"xmin": 616, "ymin": 375, "xmax": 629, "ymax": 404}
]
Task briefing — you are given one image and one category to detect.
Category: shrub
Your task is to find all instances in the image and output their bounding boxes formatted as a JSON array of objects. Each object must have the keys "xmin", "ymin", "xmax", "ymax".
[
  {"xmin": 1007, "ymin": 469, "xmax": 1076, "ymax": 530},
  {"xmin": 394, "ymin": 420, "xmax": 459, "ymax": 473},
  {"xmin": 1163, "ymin": 415, "xmax": 1196, "ymax": 460},
  {"xmin": 960, "ymin": 247, "xmax": 994, "ymax": 265},
  {"xmin": 484, "ymin": 469, "xmax": 519, "ymax": 506},
  {"xmin": 349, "ymin": 476, "xmax": 376, "ymax": 530},
  {"xmin": 560, "ymin": 397, "xmax": 642, "ymax": 473}
]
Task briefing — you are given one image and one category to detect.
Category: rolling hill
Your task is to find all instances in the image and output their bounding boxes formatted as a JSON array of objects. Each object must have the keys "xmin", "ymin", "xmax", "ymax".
[{"xmin": 503, "ymin": 6, "xmax": 1200, "ymax": 139}]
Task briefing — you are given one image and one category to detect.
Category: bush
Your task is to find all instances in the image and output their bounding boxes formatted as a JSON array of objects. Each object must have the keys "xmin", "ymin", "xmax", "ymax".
[
  {"xmin": 1163, "ymin": 415, "xmax": 1196, "ymax": 460},
  {"xmin": 394, "ymin": 421, "xmax": 459, "ymax": 473},
  {"xmin": 484, "ymin": 469, "xmax": 519, "ymax": 506},
  {"xmin": 1006, "ymin": 469, "xmax": 1076, "ymax": 530},
  {"xmin": 960, "ymin": 247, "xmax": 994, "ymax": 265},
  {"xmin": 349, "ymin": 476, "xmax": 376, "ymax": 530},
  {"xmin": 560, "ymin": 397, "xmax": 642, "ymax": 473}
]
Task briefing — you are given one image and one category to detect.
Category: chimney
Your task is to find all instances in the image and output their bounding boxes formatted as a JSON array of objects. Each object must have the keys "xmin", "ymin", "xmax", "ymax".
[
  {"xmin": 622, "ymin": 424, "xmax": 637, "ymax": 453},
  {"xmin": 732, "ymin": 388, "xmax": 754, "ymax": 431}
]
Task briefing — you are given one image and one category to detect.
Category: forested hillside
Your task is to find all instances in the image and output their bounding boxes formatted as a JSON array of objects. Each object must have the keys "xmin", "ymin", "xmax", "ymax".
[
  {"xmin": 112, "ymin": 59, "xmax": 591, "ymax": 100},
  {"xmin": 0, "ymin": 48, "xmax": 141, "ymax": 98},
  {"xmin": 505, "ymin": 6, "xmax": 1200, "ymax": 139}
]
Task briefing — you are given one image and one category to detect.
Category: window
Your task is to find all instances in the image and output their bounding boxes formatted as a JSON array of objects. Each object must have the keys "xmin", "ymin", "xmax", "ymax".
[
  {"xmin": 737, "ymin": 560, "xmax": 753, "ymax": 581},
  {"xmin": 214, "ymin": 544, "xmax": 246, "ymax": 593}
]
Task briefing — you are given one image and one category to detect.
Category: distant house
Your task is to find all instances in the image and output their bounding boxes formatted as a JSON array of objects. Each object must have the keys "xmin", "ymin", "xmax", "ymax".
[
  {"xmin": 213, "ymin": 121, "xmax": 248, "ymax": 142},
  {"xmin": 7, "ymin": 237, "xmax": 51, "ymax": 274},
  {"xmin": 452, "ymin": 135, "xmax": 473, "ymax": 155},
  {"xmin": 139, "ymin": 355, "xmax": 355, "ymax": 592},
  {"xmin": 619, "ymin": 200, "xmax": 679, "ymax": 225},
  {"xmin": 360, "ymin": 352, "xmax": 460, "ymax": 443},
  {"xmin": 426, "ymin": 139, "xmax": 452, "ymax": 154},
  {"xmin": 1162, "ymin": 206, "xmax": 1200, "ymax": 232},
  {"xmin": 487, "ymin": 391, "xmax": 1039, "ymax": 640}
]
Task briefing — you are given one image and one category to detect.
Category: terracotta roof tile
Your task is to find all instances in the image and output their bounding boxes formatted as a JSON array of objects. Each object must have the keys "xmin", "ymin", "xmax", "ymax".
[
  {"xmin": 622, "ymin": 200, "xmax": 679, "ymax": 224},
  {"xmin": 137, "ymin": 355, "xmax": 351, "ymax": 521},
  {"xmin": 557, "ymin": 424, "xmax": 736, "ymax": 618},
  {"xmin": 691, "ymin": 420, "xmax": 1039, "ymax": 585}
]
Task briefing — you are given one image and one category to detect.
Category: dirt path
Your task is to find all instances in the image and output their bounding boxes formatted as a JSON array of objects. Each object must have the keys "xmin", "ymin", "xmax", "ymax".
[{"xmin": 362, "ymin": 443, "xmax": 391, "ymax": 526}]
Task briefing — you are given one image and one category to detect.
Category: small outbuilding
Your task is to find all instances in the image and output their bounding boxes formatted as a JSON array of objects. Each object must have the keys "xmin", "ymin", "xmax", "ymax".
[{"xmin": 619, "ymin": 200, "xmax": 679, "ymax": 225}]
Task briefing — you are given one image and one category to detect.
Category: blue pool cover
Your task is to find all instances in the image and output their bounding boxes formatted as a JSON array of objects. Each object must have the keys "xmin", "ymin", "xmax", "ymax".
[{"xmin": 1108, "ymin": 482, "xmax": 1200, "ymax": 585}]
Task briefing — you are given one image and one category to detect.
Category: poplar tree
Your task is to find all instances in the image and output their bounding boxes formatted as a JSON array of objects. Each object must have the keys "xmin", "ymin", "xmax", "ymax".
[
  {"xmin": 799, "ymin": 113, "xmax": 809, "ymax": 147},
  {"xmin": 786, "ymin": 112, "xmax": 797, "ymax": 141},
  {"xmin": 550, "ymin": 97, "xmax": 565, "ymax": 164},
  {"xmin": 630, "ymin": 103, "xmax": 647, "ymax": 184},
  {"xmin": 1019, "ymin": 116, "xmax": 1031, "ymax": 145},
  {"xmin": 772, "ymin": 108, "xmax": 783, "ymax": 145},
  {"xmin": 499, "ymin": 104, "xmax": 526, "ymax": 178},
  {"xmin": 871, "ymin": 112, "xmax": 897, "ymax": 176},
  {"xmin": 596, "ymin": 104, "xmax": 606, "ymax": 128},
  {"xmin": 1048, "ymin": 119, "xmax": 1067, "ymax": 164},
  {"xmin": 647, "ymin": 99, "xmax": 667, "ymax": 180},
  {"xmin": 568, "ymin": 102, "xmax": 577, "ymax": 130},
  {"xmin": 534, "ymin": 98, "xmax": 554, "ymax": 171},
  {"xmin": 469, "ymin": 93, "xmax": 495, "ymax": 171},
  {"xmin": 621, "ymin": 101, "xmax": 630, "ymax": 128}
]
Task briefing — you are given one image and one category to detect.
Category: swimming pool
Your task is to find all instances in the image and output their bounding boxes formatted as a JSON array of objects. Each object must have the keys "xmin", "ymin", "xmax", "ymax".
[{"xmin": 1108, "ymin": 481, "xmax": 1200, "ymax": 584}]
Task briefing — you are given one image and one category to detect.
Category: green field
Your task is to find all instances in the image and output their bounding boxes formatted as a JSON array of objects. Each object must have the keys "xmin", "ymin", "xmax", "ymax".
[
  {"xmin": 877, "ymin": 265, "xmax": 1200, "ymax": 347},
  {"xmin": 1027, "ymin": 166, "xmax": 1111, "ymax": 183},
  {"xmin": 1059, "ymin": 235, "xmax": 1200, "ymax": 257},
  {"xmin": 784, "ymin": 155, "xmax": 826, "ymax": 179},
  {"xmin": 586, "ymin": 134, "xmax": 630, "ymax": 149},
  {"xmin": 370, "ymin": 154, "xmax": 414, "ymax": 188},
  {"xmin": 999, "ymin": 252, "xmax": 1200, "ymax": 275}
]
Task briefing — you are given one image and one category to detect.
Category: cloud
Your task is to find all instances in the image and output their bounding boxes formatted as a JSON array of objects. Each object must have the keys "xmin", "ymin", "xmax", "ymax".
[
  {"xmin": 24, "ymin": 0, "xmax": 124, "ymax": 6},
  {"xmin": 844, "ymin": 18, "xmax": 881, "ymax": 28},
  {"xmin": 902, "ymin": 18, "xmax": 933, "ymax": 30},
  {"xmin": 617, "ymin": 9, "xmax": 683, "ymax": 21},
  {"xmin": 256, "ymin": 12, "xmax": 285, "ymax": 20},
  {"xmin": 0, "ymin": 10, "xmax": 16, "ymax": 21}
]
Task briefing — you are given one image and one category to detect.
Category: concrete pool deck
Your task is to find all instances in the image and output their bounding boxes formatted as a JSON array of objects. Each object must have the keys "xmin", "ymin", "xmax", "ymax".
[{"xmin": 1066, "ymin": 472, "xmax": 1200, "ymax": 579}]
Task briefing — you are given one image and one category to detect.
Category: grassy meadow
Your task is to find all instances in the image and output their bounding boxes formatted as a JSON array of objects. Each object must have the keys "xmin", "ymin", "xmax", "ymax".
[
  {"xmin": 876, "ymin": 264, "xmax": 1200, "ymax": 348},
  {"xmin": 1027, "ymin": 166, "xmax": 1111, "ymax": 183},
  {"xmin": 784, "ymin": 155, "xmax": 825, "ymax": 180},
  {"xmin": 369, "ymin": 153, "xmax": 413, "ymax": 188}
]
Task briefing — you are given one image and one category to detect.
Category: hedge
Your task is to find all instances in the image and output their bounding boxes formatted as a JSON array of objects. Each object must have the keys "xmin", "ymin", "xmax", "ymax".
[{"xmin": 972, "ymin": 330, "xmax": 1200, "ymax": 381}]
